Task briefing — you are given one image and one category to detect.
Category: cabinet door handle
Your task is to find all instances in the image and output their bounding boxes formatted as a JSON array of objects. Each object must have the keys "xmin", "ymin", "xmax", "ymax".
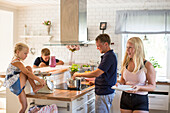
[
  {"xmin": 77, "ymin": 97, "xmax": 84, "ymax": 101},
  {"xmin": 149, "ymin": 96, "xmax": 156, "ymax": 98},
  {"xmin": 77, "ymin": 107, "xmax": 84, "ymax": 111}
]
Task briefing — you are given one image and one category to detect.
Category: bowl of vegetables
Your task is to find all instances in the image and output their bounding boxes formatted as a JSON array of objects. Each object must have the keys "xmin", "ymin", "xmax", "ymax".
[{"xmin": 82, "ymin": 64, "xmax": 91, "ymax": 70}]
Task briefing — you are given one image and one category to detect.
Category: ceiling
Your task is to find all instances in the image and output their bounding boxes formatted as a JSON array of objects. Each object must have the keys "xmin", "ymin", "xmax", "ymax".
[{"xmin": 0, "ymin": 0, "xmax": 169, "ymax": 7}]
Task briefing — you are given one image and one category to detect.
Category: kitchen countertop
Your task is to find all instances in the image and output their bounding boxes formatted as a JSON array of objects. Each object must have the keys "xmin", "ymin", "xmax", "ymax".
[
  {"xmin": 0, "ymin": 72, "xmax": 5, "ymax": 78},
  {"xmin": 0, "ymin": 66, "xmax": 69, "ymax": 78},
  {"xmin": 26, "ymin": 84, "xmax": 95, "ymax": 101}
]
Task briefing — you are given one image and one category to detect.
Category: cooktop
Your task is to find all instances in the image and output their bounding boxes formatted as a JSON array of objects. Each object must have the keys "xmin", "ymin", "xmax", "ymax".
[{"xmin": 54, "ymin": 83, "xmax": 90, "ymax": 91}]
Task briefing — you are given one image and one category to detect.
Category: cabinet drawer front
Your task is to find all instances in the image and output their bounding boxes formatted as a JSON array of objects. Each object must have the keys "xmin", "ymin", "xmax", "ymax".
[
  {"xmin": 155, "ymin": 85, "xmax": 169, "ymax": 92},
  {"xmin": 72, "ymin": 94, "xmax": 87, "ymax": 110},
  {"xmin": 149, "ymin": 94, "xmax": 169, "ymax": 110},
  {"xmin": 73, "ymin": 104, "xmax": 87, "ymax": 113},
  {"xmin": 87, "ymin": 98, "xmax": 95, "ymax": 113},
  {"xmin": 87, "ymin": 90, "xmax": 95, "ymax": 100}
]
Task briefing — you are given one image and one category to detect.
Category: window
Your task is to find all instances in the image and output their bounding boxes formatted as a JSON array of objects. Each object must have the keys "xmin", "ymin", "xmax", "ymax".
[{"xmin": 122, "ymin": 34, "xmax": 168, "ymax": 79}]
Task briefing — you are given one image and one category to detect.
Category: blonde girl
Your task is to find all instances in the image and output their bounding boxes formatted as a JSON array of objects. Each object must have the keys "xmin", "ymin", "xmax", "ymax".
[
  {"xmin": 117, "ymin": 37, "xmax": 156, "ymax": 113},
  {"xmin": 3, "ymin": 43, "xmax": 46, "ymax": 113}
]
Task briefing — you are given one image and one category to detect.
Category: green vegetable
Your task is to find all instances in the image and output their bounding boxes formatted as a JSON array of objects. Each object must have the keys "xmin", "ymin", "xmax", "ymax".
[
  {"xmin": 70, "ymin": 64, "xmax": 80, "ymax": 72},
  {"xmin": 82, "ymin": 64, "xmax": 90, "ymax": 67}
]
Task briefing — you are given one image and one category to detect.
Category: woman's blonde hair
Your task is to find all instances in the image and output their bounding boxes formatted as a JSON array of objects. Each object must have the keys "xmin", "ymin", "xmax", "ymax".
[
  {"xmin": 121, "ymin": 37, "xmax": 145, "ymax": 73},
  {"xmin": 14, "ymin": 42, "xmax": 29, "ymax": 57}
]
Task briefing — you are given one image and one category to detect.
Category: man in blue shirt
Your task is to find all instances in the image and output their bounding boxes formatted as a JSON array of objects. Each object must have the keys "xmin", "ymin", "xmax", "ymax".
[{"xmin": 73, "ymin": 34, "xmax": 117, "ymax": 113}]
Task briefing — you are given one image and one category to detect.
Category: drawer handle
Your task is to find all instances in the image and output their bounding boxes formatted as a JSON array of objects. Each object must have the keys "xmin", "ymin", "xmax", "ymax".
[
  {"xmin": 87, "ymin": 99, "xmax": 95, "ymax": 105},
  {"xmin": 77, "ymin": 97, "xmax": 84, "ymax": 101},
  {"xmin": 88, "ymin": 93, "xmax": 94, "ymax": 97},
  {"xmin": 149, "ymin": 96, "xmax": 156, "ymax": 98},
  {"xmin": 87, "ymin": 100, "xmax": 95, "ymax": 105},
  {"xmin": 77, "ymin": 107, "xmax": 84, "ymax": 111}
]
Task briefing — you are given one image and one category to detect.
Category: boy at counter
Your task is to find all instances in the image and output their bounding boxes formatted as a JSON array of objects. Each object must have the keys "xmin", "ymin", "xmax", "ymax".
[
  {"xmin": 33, "ymin": 48, "xmax": 64, "ymax": 68},
  {"xmin": 73, "ymin": 34, "xmax": 117, "ymax": 113}
]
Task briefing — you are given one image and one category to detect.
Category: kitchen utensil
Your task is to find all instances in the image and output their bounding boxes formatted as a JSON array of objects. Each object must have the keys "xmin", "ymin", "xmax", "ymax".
[
  {"xmin": 49, "ymin": 56, "xmax": 56, "ymax": 67},
  {"xmin": 37, "ymin": 80, "xmax": 54, "ymax": 93},
  {"xmin": 66, "ymin": 78, "xmax": 81, "ymax": 89}
]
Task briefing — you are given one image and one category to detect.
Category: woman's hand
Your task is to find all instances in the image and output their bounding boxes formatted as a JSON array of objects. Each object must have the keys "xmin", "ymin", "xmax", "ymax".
[
  {"xmin": 115, "ymin": 82, "xmax": 121, "ymax": 87},
  {"xmin": 126, "ymin": 85, "xmax": 141, "ymax": 93}
]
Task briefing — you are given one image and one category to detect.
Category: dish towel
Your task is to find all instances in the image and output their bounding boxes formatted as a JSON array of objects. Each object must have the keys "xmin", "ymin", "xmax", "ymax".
[
  {"xmin": 28, "ymin": 104, "xmax": 58, "ymax": 113},
  {"xmin": 38, "ymin": 104, "xmax": 58, "ymax": 113}
]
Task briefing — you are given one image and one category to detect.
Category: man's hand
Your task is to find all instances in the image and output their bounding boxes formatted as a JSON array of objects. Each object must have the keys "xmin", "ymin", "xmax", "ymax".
[
  {"xmin": 89, "ymin": 81, "xmax": 95, "ymax": 86},
  {"xmin": 72, "ymin": 72, "xmax": 79, "ymax": 80}
]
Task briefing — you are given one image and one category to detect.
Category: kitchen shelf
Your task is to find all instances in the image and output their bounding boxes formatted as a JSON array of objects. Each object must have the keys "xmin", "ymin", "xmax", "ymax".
[
  {"xmin": 43, "ymin": 41, "xmax": 86, "ymax": 46},
  {"xmin": 43, "ymin": 40, "xmax": 95, "ymax": 46},
  {"xmin": 20, "ymin": 35, "xmax": 52, "ymax": 38}
]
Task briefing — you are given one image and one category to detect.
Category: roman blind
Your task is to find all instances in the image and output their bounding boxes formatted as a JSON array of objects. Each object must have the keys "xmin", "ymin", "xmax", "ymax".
[{"xmin": 115, "ymin": 10, "xmax": 170, "ymax": 34}]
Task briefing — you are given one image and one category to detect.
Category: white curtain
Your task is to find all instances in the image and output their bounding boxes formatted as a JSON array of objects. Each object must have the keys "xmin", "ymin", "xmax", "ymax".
[{"xmin": 115, "ymin": 10, "xmax": 170, "ymax": 34}]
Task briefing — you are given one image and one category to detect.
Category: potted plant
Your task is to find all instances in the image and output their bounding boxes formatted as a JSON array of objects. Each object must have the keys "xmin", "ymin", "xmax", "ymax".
[
  {"xmin": 42, "ymin": 20, "xmax": 51, "ymax": 35},
  {"xmin": 70, "ymin": 64, "xmax": 80, "ymax": 76},
  {"xmin": 149, "ymin": 57, "xmax": 161, "ymax": 69}
]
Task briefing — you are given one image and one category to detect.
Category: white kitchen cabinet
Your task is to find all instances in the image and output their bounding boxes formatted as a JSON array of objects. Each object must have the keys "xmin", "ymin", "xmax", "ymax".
[
  {"xmin": 149, "ymin": 94, "xmax": 169, "ymax": 110},
  {"xmin": 149, "ymin": 85, "xmax": 169, "ymax": 111}
]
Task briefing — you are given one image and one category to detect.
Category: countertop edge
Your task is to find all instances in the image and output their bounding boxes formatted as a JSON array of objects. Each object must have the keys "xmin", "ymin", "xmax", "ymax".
[{"xmin": 26, "ymin": 85, "xmax": 95, "ymax": 101}]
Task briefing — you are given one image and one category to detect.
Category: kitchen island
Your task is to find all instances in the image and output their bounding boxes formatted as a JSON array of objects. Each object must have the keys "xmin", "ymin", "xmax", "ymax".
[
  {"xmin": 26, "ymin": 84, "xmax": 95, "ymax": 113},
  {"xmin": 25, "ymin": 66, "xmax": 95, "ymax": 113}
]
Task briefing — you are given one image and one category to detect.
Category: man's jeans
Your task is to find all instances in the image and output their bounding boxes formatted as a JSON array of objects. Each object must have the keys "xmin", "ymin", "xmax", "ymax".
[{"xmin": 95, "ymin": 93, "xmax": 115, "ymax": 113}]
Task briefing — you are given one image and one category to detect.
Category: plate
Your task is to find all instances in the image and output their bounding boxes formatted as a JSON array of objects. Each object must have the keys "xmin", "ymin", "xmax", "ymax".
[{"xmin": 111, "ymin": 85, "xmax": 134, "ymax": 91}]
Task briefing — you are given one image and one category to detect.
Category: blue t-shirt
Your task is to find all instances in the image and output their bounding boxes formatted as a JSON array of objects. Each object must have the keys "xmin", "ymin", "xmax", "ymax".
[
  {"xmin": 33, "ymin": 57, "xmax": 59, "ymax": 66},
  {"xmin": 95, "ymin": 49, "xmax": 117, "ymax": 95}
]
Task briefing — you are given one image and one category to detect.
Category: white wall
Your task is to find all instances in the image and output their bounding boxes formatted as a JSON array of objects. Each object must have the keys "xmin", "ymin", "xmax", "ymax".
[
  {"xmin": 2, "ymin": 1, "xmax": 170, "ymax": 69},
  {"xmin": 0, "ymin": 10, "xmax": 13, "ymax": 72}
]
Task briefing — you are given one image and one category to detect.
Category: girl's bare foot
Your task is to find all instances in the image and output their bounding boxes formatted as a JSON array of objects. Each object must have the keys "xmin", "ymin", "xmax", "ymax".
[
  {"xmin": 33, "ymin": 85, "xmax": 44, "ymax": 93},
  {"xmin": 38, "ymin": 79, "xmax": 46, "ymax": 86}
]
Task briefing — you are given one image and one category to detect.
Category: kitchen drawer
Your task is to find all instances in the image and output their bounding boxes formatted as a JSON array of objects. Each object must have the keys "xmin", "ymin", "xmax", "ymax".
[
  {"xmin": 148, "ymin": 94, "xmax": 169, "ymax": 110},
  {"xmin": 72, "ymin": 94, "xmax": 87, "ymax": 110},
  {"xmin": 87, "ymin": 98, "xmax": 95, "ymax": 113},
  {"xmin": 73, "ymin": 103, "xmax": 87, "ymax": 113},
  {"xmin": 154, "ymin": 85, "xmax": 169, "ymax": 92},
  {"xmin": 87, "ymin": 89, "xmax": 95, "ymax": 100}
]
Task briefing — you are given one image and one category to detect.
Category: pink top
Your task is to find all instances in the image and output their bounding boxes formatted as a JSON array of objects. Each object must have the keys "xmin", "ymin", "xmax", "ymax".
[{"xmin": 123, "ymin": 68, "xmax": 148, "ymax": 95}]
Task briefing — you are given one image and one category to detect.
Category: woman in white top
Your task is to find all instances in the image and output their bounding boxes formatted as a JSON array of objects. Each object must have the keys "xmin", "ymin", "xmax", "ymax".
[{"xmin": 117, "ymin": 37, "xmax": 156, "ymax": 113}]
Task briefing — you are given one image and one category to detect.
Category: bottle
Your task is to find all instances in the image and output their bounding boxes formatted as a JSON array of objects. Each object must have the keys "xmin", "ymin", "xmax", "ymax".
[
  {"xmin": 49, "ymin": 56, "xmax": 56, "ymax": 67},
  {"xmin": 24, "ymin": 24, "xmax": 28, "ymax": 35}
]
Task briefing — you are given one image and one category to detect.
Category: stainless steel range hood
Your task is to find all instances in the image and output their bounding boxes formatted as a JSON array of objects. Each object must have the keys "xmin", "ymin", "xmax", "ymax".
[{"xmin": 44, "ymin": 0, "xmax": 88, "ymax": 46}]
